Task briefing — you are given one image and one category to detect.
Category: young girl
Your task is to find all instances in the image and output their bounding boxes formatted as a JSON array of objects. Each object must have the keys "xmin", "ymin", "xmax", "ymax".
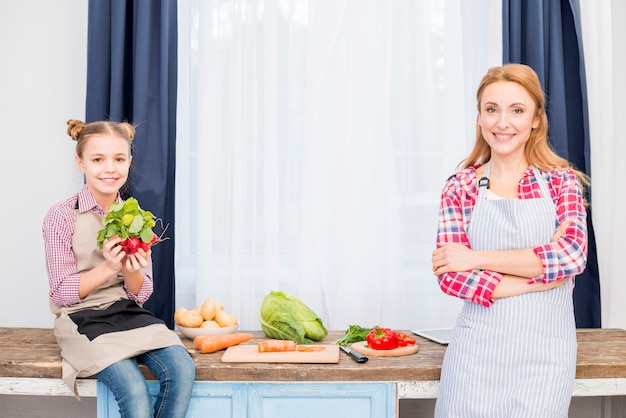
[
  {"xmin": 43, "ymin": 119, "xmax": 195, "ymax": 418},
  {"xmin": 431, "ymin": 64, "xmax": 588, "ymax": 417}
]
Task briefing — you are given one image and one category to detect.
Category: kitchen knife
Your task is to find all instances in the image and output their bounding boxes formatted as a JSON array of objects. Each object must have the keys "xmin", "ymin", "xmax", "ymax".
[{"xmin": 340, "ymin": 345, "xmax": 368, "ymax": 363}]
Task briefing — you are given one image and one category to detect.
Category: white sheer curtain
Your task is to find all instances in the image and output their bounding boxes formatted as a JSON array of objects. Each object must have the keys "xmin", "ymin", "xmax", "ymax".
[
  {"xmin": 176, "ymin": 0, "xmax": 502, "ymax": 331},
  {"xmin": 579, "ymin": 0, "xmax": 626, "ymax": 329}
]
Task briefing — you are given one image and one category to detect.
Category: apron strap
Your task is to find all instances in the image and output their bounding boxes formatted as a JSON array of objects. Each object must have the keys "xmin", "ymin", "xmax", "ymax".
[
  {"xmin": 477, "ymin": 162, "xmax": 491, "ymax": 199},
  {"xmin": 531, "ymin": 166, "xmax": 551, "ymax": 199},
  {"xmin": 478, "ymin": 163, "xmax": 551, "ymax": 200}
]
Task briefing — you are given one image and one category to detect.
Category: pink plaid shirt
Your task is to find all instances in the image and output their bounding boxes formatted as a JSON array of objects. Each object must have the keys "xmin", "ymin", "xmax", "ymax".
[
  {"xmin": 42, "ymin": 185, "xmax": 153, "ymax": 307},
  {"xmin": 436, "ymin": 165, "xmax": 588, "ymax": 307}
]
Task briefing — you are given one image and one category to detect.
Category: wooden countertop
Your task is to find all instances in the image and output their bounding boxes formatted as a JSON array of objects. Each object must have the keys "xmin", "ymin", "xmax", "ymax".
[{"xmin": 1, "ymin": 327, "xmax": 625, "ymax": 382}]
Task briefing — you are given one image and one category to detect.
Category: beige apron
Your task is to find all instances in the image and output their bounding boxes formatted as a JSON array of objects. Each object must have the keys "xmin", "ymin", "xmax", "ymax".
[{"xmin": 50, "ymin": 207, "xmax": 183, "ymax": 398}]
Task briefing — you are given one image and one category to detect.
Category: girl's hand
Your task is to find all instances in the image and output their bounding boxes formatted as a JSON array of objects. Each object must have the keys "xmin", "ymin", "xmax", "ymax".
[
  {"xmin": 432, "ymin": 243, "xmax": 476, "ymax": 275},
  {"xmin": 122, "ymin": 248, "xmax": 151, "ymax": 274},
  {"xmin": 102, "ymin": 237, "xmax": 125, "ymax": 272}
]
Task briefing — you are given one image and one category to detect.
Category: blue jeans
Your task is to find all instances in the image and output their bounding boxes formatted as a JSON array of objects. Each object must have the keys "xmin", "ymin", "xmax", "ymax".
[{"xmin": 96, "ymin": 345, "xmax": 195, "ymax": 418}]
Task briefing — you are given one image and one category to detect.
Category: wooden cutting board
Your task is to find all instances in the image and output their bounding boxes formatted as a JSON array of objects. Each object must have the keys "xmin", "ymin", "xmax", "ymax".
[
  {"xmin": 350, "ymin": 341, "xmax": 419, "ymax": 357},
  {"xmin": 221, "ymin": 344, "xmax": 340, "ymax": 363}
]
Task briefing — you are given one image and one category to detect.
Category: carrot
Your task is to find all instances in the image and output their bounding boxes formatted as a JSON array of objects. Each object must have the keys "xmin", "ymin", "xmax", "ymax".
[
  {"xmin": 297, "ymin": 345, "xmax": 325, "ymax": 352},
  {"xmin": 257, "ymin": 339, "xmax": 297, "ymax": 352},
  {"xmin": 194, "ymin": 333, "xmax": 254, "ymax": 354}
]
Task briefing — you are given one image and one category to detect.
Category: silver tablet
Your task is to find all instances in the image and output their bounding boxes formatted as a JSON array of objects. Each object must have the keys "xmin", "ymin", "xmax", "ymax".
[{"xmin": 411, "ymin": 328, "xmax": 454, "ymax": 345}]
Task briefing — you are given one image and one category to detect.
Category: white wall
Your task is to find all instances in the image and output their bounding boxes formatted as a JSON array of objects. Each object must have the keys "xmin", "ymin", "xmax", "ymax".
[{"xmin": 0, "ymin": 1, "xmax": 88, "ymax": 327}]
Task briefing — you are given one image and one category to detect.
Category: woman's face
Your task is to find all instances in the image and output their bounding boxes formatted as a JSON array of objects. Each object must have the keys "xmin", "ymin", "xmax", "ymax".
[
  {"xmin": 479, "ymin": 81, "xmax": 539, "ymax": 160},
  {"xmin": 76, "ymin": 134, "xmax": 131, "ymax": 205}
]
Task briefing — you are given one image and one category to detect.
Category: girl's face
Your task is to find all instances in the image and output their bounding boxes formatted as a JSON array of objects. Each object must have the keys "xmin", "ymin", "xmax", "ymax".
[
  {"xmin": 479, "ymin": 81, "xmax": 539, "ymax": 160},
  {"xmin": 76, "ymin": 134, "xmax": 131, "ymax": 207}
]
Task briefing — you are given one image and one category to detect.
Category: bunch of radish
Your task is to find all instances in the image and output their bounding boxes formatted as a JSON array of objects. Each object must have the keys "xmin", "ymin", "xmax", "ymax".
[
  {"xmin": 97, "ymin": 197, "xmax": 158, "ymax": 253},
  {"xmin": 117, "ymin": 235, "xmax": 158, "ymax": 254}
]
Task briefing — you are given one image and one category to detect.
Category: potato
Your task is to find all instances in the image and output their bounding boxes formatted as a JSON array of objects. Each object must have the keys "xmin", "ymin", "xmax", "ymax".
[
  {"xmin": 200, "ymin": 320, "xmax": 220, "ymax": 329},
  {"xmin": 214, "ymin": 309, "xmax": 238, "ymax": 327},
  {"xmin": 200, "ymin": 299, "xmax": 219, "ymax": 321},
  {"xmin": 213, "ymin": 300, "xmax": 224, "ymax": 311},
  {"xmin": 174, "ymin": 307, "xmax": 188, "ymax": 325},
  {"xmin": 178, "ymin": 309, "xmax": 204, "ymax": 328}
]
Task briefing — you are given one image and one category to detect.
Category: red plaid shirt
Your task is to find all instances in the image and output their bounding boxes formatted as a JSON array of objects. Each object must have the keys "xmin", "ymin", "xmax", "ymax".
[
  {"xmin": 436, "ymin": 165, "xmax": 588, "ymax": 307},
  {"xmin": 42, "ymin": 185, "xmax": 153, "ymax": 307}
]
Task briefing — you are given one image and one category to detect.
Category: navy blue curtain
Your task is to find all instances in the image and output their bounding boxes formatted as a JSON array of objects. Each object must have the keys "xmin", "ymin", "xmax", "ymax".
[
  {"xmin": 85, "ymin": 0, "xmax": 178, "ymax": 328},
  {"xmin": 503, "ymin": 0, "xmax": 601, "ymax": 327}
]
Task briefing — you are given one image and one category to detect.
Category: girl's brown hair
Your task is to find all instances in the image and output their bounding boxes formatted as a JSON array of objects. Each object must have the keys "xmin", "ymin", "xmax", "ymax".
[
  {"xmin": 459, "ymin": 64, "xmax": 589, "ymax": 189},
  {"xmin": 66, "ymin": 119, "xmax": 135, "ymax": 158}
]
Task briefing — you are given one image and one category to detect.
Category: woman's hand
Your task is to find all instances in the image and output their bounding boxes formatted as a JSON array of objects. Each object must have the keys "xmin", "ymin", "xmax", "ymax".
[
  {"xmin": 432, "ymin": 243, "xmax": 476, "ymax": 275},
  {"xmin": 492, "ymin": 274, "xmax": 571, "ymax": 299},
  {"xmin": 552, "ymin": 220, "xmax": 571, "ymax": 242}
]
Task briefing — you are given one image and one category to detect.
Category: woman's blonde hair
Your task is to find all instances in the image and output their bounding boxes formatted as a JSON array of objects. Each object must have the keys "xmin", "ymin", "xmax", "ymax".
[
  {"xmin": 66, "ymin": 119, "xmax": 135, "ymax": 158},
  {"xmin": 460, "ymin": 63, "xmax": 589, "ymax": 188}
]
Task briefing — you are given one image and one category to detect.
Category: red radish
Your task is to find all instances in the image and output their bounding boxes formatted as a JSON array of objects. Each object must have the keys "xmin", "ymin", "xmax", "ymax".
[
  {"xmin": 126, "ymin": 237, "xmax": 141, "ymax": 254},
  {"xmin": 117, "ymin": 234, "xmax": 159, "ymax": 254}
]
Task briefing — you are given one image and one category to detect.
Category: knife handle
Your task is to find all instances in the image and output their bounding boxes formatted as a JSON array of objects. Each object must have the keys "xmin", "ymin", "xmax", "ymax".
[{"xmin": 341, "ymin": 346, "xmax": 368, "ymax": 363}]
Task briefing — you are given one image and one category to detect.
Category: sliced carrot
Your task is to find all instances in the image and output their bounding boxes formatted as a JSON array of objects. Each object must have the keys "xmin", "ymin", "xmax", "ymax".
[
  {"xmin": 257, "ymin": 339, "xmax": 297, "ymax": 352},
  {"xmin": 194, "ymin": 333, "xmax": 254, "ymax": 354},
  {"xmin": 297, "ymin": 345, "xmax": 325, "ymax": 352}
]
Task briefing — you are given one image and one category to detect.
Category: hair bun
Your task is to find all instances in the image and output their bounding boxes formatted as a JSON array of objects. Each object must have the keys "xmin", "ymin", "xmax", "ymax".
[
  {"xmin": 66, "ymin": 119, "xmax": 86, "ymax": 141},
  {"xmin": 119, "ymin": 122, "xmax": 136, "ymax": 142}
]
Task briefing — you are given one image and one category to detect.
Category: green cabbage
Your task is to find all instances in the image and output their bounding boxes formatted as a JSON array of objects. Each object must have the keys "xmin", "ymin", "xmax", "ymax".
[{"xmin": 259, "ymin": 291, "xmax": 328, "ymax": 344}]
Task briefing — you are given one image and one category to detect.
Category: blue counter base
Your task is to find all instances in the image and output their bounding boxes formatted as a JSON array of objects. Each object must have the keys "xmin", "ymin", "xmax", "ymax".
[{"xmin": 97, "ymin": 381, "xmax": 397, "ymax": 418}]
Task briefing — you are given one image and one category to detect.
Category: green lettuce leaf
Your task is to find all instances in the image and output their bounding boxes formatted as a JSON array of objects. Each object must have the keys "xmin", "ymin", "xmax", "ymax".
[{"xmin": 258, "ymin": 291, "xmax": 328, "ymax": 344}]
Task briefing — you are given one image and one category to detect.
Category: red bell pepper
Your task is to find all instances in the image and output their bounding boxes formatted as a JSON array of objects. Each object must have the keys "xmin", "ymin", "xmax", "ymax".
[
  {"xmin": 396, "ymin": 332, "xmax": 416, "ymax": 347},
  {"xmin": 366, "ymin": 327, "xmax": 398, "ymax": 350}
]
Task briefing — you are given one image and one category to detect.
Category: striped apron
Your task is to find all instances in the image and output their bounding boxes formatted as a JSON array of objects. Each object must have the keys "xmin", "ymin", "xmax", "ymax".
[{"xmin": 435, "ymin": 164, "xmax": 577, "ymax": 418}]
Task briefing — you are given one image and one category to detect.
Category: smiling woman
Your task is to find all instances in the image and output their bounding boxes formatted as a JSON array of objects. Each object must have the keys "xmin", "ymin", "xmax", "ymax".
[
  {"xmin": 477, "ymin": 80, "xmax": 540, "ymax": 198},
  {"xmin": 432, "ymin": 63, "xmax": 589, "ymax": 417}
]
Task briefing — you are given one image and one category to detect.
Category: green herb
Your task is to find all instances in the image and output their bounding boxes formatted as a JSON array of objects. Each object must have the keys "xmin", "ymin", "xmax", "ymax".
[{"xmin": 333, "ymin": 324, "xmax": 375, "ymax": 346}]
